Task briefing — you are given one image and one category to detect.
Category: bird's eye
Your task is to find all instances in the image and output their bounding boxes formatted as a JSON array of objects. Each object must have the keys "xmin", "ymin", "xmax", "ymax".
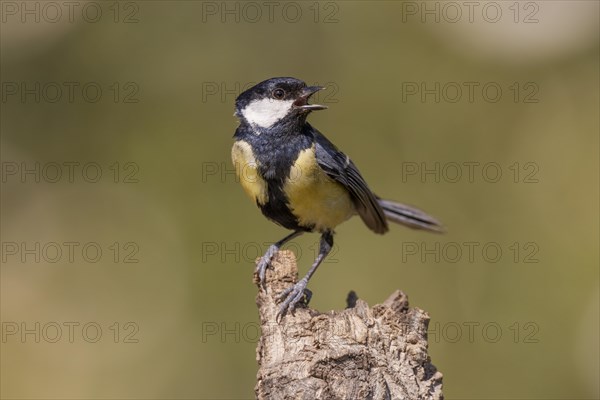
[{"xmin": 272, "ymin": 88, "xmax": 285, "ymax": 99}]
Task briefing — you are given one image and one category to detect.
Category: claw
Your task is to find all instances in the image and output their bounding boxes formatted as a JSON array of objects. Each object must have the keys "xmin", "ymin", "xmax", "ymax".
[
  {"xmin": 276, "ymin": 279, "xmax": 310, "ymax": 320},
  {"xmin": 255, "ymin": 256, "xmax": 271, "ymax": 287},
  {"xmin": 255, "ymin": 244, "xmax": 278, "ymax": 288},
  {"xmin": 272, "ymin": 230, "xmax": 331, "ymax": 321}
]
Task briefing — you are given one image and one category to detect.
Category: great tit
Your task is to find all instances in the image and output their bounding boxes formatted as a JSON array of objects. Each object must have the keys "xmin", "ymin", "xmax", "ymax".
[{"xmin": 232, "ymin": 77, "xmax": 443, "ymax": 318}]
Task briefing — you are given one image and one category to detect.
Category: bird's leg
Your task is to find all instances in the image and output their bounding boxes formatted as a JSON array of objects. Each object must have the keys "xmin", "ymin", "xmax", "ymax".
[
  {"xmin": 256, "ymin": 230, "xmax": 304, "ymax": 287},
  {"xmin": 277, "ymin": 230, "xmax": 333, "ymax": 319}
]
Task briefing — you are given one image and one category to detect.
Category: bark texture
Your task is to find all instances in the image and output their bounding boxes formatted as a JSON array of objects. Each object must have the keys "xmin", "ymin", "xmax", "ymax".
[{"xmin": 255, "ymin": 250, "xmax": 444, "ymax": 400}]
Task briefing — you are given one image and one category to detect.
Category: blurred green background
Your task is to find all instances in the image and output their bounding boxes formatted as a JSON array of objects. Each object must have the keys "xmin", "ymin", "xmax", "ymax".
[{"xmin": 1, "ymin": 1, "xmax": 598, "ymax": 399}]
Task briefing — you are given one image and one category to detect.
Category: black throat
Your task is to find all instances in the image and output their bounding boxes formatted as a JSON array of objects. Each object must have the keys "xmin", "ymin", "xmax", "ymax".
[{"xmin": 234, "ymin": 119, "xmax": 313, "ymax": 181}]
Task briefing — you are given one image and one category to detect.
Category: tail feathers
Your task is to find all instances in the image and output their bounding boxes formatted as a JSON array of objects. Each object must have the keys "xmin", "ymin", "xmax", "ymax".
[{"xmin": 378, "ymin": 199, "xmax": 445, "ymax": 233}]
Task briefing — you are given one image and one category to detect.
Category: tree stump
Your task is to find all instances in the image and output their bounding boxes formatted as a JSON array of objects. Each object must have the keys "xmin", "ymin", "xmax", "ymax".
[{"xmin": 254, "ymin": 250, "xmax": 444, "ymax": 400}]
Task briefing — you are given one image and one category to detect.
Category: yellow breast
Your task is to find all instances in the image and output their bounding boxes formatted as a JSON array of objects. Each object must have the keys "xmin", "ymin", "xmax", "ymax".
[
  {"xmin": 284, "ymin": 145, "xmax": 354, "ymax": 232},
  {"xmin": 231, "ymin": 140, "xmax": 268, "ymax": 205}
]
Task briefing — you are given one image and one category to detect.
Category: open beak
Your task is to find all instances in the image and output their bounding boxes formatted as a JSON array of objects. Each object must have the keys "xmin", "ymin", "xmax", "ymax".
[{"xmin": 293, "ymin": 86, "xmax": 328, "ymax": 111}]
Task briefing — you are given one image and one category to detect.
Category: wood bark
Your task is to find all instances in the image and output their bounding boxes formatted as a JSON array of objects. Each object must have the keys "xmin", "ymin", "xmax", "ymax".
[{"xmin": 255, "ymin": 250, "xmax": 444, "ymax": 400}]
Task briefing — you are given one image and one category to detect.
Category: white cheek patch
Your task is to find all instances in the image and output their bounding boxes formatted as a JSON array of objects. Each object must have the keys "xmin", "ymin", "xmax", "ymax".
[{"xmin": 241, "ymin": 98, "xmax": 294, "ymax": 129}]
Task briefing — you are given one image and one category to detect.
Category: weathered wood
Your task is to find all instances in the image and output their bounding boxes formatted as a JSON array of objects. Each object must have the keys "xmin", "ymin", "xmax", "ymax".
[{"xmin": 255, "ymin": 250, "xmax": 444, "ymax": 400}]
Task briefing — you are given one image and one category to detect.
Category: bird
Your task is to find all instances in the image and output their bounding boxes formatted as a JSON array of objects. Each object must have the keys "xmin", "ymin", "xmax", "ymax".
[{"xmin": 231, "ymin": 77, "xmax": 443, "ymax": 318}]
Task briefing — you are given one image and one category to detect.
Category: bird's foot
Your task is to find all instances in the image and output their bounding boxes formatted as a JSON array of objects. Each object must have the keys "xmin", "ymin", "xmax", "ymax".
[
  {"xmin": 276, "ymin": 279, "xmax": 312, "ymax": 320},
  {"xmin": 255, "ymin": 244, "xmax": 279, "ymax": 288}
]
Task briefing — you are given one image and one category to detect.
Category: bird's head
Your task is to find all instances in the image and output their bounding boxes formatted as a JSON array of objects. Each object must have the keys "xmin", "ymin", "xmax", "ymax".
[{"xmin": 234, "ymin": 77, "xmax": 326, "ymax": 129}]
